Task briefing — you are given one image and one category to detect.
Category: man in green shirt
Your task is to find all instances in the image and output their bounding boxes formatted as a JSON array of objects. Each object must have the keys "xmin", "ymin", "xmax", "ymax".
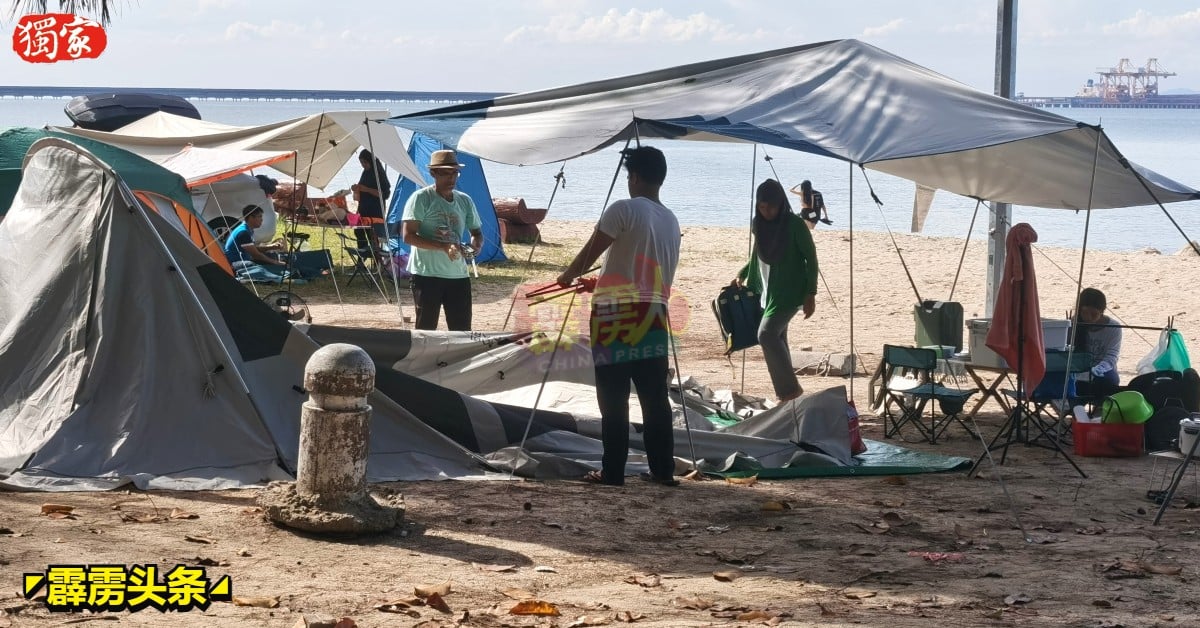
[{"xmin": 400, "ymin": 150, "xmax": 484, "ymax": 331}]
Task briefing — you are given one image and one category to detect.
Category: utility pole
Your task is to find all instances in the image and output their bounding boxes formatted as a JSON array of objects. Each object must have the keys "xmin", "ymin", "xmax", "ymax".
[{"xmin": 987, "ymin": 0, "xmax": 1018, "ymax": 316}]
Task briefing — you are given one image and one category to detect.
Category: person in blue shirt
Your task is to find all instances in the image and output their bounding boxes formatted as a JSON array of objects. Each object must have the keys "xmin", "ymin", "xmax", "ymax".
[{"xmin": 223, "ymin": 204, "xmax": 286, "ymax": 273}]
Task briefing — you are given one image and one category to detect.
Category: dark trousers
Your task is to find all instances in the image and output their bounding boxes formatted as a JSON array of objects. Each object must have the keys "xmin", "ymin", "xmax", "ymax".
[
  {"xmin": 594, "ymin": 355, "xmax": 674, "ymax": 485},
  {"xmin": 411, "ymin": 275, "xmax": 472, "ymax": 331}
]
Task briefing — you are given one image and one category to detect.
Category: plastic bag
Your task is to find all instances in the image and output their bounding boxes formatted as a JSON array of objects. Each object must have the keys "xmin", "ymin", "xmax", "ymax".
[{"xmin": 1137, "ymin": 329, "xmax": 1191, "ymax": 375}]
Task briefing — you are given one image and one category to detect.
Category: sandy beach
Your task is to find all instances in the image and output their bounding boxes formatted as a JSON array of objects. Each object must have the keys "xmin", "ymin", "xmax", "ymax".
[{"xmin": 6, "ymin": 218, "xmax": 1200, "ymax": 627}]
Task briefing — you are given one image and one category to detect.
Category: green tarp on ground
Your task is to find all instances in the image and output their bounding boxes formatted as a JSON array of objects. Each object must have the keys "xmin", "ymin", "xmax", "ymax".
[{"xmin": 716, "ymin": 439, "xmax": 971, "ymax": 479}]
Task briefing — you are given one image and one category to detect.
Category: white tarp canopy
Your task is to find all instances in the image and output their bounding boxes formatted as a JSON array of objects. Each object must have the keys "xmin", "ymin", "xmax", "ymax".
[
  {"xmin": 157, "ymin": 145, "xmax": 295, "ymax": 187},
  {"xmin": 55, "ymin": 110, "xmax": 426, "ymax": 190},
  {"xmin": 388, "ymin": 39, "xmax": 1198, "ymax": 211}
]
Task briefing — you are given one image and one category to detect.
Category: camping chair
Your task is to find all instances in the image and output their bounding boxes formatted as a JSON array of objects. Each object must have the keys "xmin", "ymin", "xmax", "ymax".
[
  {"xmin": 334, "ymin": 227, "xmax": 387, "ymax": 288},
  {"xmin": 1032, "ymin": 350, "xmax": 1094, "ymax": 418},
  {"xmin": 998, "ymin": 350, "xmax": 1092, "ymax": 444},
  {"xmin": 879, "ymin": 345, "xmax": 976, "ymax": 444}
]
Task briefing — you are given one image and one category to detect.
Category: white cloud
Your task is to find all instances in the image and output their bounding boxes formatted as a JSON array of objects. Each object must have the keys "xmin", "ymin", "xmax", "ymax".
[
  {"xmin": 504, "ymin": 8, "xmax": 760, "ymax": 44},
  {"xmin": 196, "ymin": 0, "xmax": 237, "ymax": 12},
  {"xmin": 1101, "ymin": 8, "xmax": 1200, "ymax": 38},
  {"xmin": 861, "ymin": 18, "xmax": 905, "ymax": 38},
  {"xmin": 224, "ymin": 20, "xmax": 307, "ymax": 40}
]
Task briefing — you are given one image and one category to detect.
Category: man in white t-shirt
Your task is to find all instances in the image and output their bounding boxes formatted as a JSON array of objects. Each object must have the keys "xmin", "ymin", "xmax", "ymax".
[{"xmin": 557, "ymin": 146, "xmax": 681, "ymax": 487}]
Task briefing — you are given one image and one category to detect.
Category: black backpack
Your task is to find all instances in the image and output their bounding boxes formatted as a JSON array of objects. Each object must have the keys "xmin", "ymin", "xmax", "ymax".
[
  {"xmin": 1126, "ymin": 370, "xmax": 1198, "ymax": 413},
  {"xmin": 712, "ymin": 285, "xmax": 763, "ymax": 356}
]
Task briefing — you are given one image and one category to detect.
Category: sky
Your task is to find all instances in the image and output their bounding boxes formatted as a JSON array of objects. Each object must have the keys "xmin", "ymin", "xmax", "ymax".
[{"xmin": 3, "ymin": 0, "xmax": 1200, "ymax": 95}]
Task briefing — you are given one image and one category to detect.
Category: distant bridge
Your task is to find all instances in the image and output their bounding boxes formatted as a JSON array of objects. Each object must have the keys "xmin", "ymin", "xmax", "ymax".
[
  {"xmin": 1016, "ymin": 94, "xmax": 1200, "ymax": 109},
  {"xmin": 0, "ymin": 86, "xmax": 509, "ymax": 103}
]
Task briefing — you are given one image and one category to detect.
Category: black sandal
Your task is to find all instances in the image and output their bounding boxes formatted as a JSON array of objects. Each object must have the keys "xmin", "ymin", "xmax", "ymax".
[{"xmin": 639, "ymin": 472, "xmax": 680, "ymax": 487}]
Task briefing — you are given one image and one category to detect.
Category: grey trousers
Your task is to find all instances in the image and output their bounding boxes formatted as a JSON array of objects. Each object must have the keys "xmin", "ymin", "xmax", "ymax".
[{"xmin": 758, "ymin": 306, "xmax": 801, "ymax": 399}]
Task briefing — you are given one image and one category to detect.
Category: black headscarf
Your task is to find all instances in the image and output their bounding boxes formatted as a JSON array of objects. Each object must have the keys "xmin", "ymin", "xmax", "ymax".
[{"xmin": 754, "ymin": 179, "xmax": 792, "ymax": 264}]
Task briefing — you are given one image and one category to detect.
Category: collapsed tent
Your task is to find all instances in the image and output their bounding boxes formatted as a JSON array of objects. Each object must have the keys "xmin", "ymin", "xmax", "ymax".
[
  {"xmin": 387, "ymin": 39, "xmax": 1198, "ymax": 210},
  {"xmin": 54, "ymin": 110, "xmax": 426, "ymax": 191},
  {"xmin": 387, "ymin": 132, "xmax": 507, "ymax": 264}
]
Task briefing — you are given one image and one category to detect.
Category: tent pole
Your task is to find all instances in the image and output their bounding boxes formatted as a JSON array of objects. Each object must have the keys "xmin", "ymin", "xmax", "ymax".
[
  {"xmin": 360, "ymin": 115, "xmax": 408, "ymax": 322},
  {"xmin": 501, "ymin": 162, "xmax": 567, "ymax": 331},
  {"xmin": 848, "ymin": 161, "xmax": 854, "ymax": 402},
  {"xmin": 987, "ymin": 0, "xmax": 1019, "ymax": 317},
  {"xmin": 743, "ymin": 145, "xmax": 757, "ymax": 394}
]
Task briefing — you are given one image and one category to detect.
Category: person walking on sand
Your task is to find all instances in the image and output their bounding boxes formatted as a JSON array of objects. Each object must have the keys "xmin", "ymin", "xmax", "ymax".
[
  {"xmin": 401, "ymin": 149, "xmax": 484, "ymax": 331},
  {"xmin": 557, "ymin": 146, "xmax": 681, "ymax": 487},
  {"xmin": 735, "ymin": 179, "xmax": 819, "ymax": 404}
]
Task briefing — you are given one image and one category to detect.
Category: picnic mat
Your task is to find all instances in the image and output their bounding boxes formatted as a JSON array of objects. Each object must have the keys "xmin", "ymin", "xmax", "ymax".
[{"xmin": 714, "ymin": 439, "xmax": 972, "ymax": 479}]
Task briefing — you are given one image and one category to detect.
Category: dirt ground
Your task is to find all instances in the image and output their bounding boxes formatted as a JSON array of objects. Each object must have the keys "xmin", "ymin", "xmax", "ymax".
[{"xmin": 4, "ymin": 221, "xmax": 1199, "ymax": 627}]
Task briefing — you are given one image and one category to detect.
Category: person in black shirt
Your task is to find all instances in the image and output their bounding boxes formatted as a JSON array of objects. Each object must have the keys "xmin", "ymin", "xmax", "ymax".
[{"xmin": 351, "ymin": 149, "xmax": 391, "ymax": 253}]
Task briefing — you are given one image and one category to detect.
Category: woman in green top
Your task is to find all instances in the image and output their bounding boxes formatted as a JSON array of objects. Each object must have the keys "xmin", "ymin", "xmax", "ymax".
[{"xmin": 734, "ymin": 179, "xmax": 820, "ymax": 402}]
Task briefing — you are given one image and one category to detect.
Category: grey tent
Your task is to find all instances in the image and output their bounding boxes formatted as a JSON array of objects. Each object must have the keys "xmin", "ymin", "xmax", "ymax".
[
  {"xmin": 388, "ymin": 39, "xmax": 1197, "ymax": 210},
  {"xmin": 0, "ymin": 138, "xmax": 484, "ymax": 490}
]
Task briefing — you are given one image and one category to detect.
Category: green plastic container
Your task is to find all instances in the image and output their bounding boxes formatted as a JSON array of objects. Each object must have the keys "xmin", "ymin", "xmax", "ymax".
[{"xmin": 1101, "ymin": 391, "xmax": 1154, "ymax": 425}]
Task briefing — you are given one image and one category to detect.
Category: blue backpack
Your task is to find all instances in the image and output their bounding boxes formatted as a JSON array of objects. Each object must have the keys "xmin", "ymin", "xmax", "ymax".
[{"xmin": 712, "ymin": 285, "xmax": 763, "ymax": 355}]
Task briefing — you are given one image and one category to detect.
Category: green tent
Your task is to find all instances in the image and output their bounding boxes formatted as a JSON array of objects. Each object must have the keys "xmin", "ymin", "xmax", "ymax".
[{"xmin": 1, "ymin": 128, "xmax": 193, "ymax": 216}]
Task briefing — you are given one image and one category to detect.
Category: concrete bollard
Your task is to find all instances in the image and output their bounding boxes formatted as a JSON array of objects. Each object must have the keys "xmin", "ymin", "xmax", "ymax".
[
  {"xmin": 259, "ymin": 343, "xmax": 403, "ymax": 535},
  {"xmin": 295, "ymin": 344, "xmax": 374, "ymax": 504}
]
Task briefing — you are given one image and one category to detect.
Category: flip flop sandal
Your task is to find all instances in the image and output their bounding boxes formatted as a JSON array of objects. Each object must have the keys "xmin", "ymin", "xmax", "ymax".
[
  {"xmin": 639, "ymin": 472, "xmax": 680, "ymax": 487},
  {"xmin": 582, "ymin": 470, "xmax": 623, "ymax": 486}
]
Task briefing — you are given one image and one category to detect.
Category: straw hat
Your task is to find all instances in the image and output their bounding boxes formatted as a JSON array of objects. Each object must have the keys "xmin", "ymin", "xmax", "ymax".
[{"xmin": 429, "ymin": 149, "xmax": 466, "ymax": 170}]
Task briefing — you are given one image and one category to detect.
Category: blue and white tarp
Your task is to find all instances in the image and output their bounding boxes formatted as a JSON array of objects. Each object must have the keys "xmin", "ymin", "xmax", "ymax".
[{"xmin": 387, "ymin": 39, "xmax": 1197, "ymax": 211}]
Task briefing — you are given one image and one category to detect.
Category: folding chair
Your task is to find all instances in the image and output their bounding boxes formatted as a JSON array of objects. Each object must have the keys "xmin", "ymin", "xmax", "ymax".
[
  {"xmin": 1002, "ymin": 350, "xmax": 1093, "ymax": 442},
  {"xmin": 879, "ymin": 344, "xmax": 976, "ymax": 444},
  {"xmin": 334, "ymin": 228, "xmax": 385, "ymax": 288}
]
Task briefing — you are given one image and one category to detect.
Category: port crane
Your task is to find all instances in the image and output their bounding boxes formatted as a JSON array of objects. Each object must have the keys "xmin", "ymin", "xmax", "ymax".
[{"xmin": 1080, "ymin": 58, "xmax": 1176, "ymax": 102}]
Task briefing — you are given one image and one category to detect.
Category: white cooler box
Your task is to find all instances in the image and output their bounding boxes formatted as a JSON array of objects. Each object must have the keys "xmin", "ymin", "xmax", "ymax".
[{"xmin": 966, "ymin": 318, "xmax": 1072, "ymax": 369}]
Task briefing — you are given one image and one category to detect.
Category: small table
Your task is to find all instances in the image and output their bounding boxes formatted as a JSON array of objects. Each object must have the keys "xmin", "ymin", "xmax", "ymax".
[{"xmin": 949, "ymin": 360, "xmax": 1014, "ymax": 420}]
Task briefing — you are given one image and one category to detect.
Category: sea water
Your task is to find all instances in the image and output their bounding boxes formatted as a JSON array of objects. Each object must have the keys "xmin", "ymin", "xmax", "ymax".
[{"xmin": 3, "ymin": 96, "xmax": 1198, "ymax": 253}]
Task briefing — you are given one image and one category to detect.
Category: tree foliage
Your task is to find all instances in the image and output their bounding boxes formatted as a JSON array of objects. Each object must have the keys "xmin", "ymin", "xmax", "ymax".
[{"xmin": 9, "ymin": 1, "xmax": 112, "ymax": 25}]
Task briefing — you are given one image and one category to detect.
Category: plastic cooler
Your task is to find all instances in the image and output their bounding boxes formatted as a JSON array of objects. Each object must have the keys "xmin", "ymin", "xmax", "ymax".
[
  {"xmin": 966, "ymin": 318, "xmax": 1072, "ymax": 368},
  {"xmin": 1073, "ymin": 421, "xmax": 1144, "ymax": 457}
]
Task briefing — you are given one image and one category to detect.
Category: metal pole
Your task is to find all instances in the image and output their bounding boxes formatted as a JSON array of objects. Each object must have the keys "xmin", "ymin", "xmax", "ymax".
[{"xmin": 987, "ymin": 0, "xmax": 1018, "ymax": 317}]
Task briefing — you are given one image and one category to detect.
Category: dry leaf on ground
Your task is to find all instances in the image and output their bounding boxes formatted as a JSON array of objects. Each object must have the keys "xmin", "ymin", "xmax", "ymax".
[
  {"xmin": 414, "ymin": 581, "xmax": 452, "ymax": 597},
  {"xmin": 425, "ymin": 592, "xmax": 452, "ymax": 613},
  {"xmin": 183, "ymin": 535, "xmax": 216, "ymax": 544},
  {"xmin": 232, "ymin": 595, "xmax": 280, "ymax": 608},
  {"xmin": 169, "ymin": 508, "xmax": 199, "ymax": 520},
  {"xmin": 509, "ymin": 600, "xmax": 560, "ymax": 616},
  {"xmin": 623, "ymin": 573, "xmax": 661, "ymax": 588}
]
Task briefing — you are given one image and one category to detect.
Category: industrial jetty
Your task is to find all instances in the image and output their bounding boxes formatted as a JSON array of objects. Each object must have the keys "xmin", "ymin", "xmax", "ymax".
[{"xmin": 1017, "ymin": 57, "xmax": 1199, "ymax": 109}]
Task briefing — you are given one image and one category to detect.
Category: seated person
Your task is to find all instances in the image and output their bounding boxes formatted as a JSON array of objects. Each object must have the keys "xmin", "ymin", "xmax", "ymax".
[
  {"xmin": 223, "ymin": 204, "xmax": 289, "ymax": 281},
  {"xmin": 1072, "ymin": 287, "xmax": 1122, "ymax": 398}
]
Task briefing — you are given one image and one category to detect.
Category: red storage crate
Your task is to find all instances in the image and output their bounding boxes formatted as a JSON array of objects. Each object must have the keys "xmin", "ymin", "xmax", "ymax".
[{"xmin": 1072, "ymin": 421, "xmax": 1144, "ymax": 457}]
